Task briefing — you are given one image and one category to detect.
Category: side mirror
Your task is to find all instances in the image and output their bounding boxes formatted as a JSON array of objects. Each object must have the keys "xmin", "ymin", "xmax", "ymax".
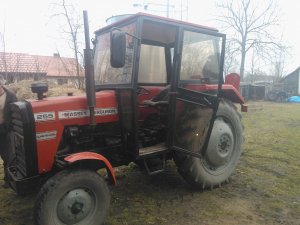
[{"xmin": 110, "ymin": 31, "xmax": 126, "ymax": 68}]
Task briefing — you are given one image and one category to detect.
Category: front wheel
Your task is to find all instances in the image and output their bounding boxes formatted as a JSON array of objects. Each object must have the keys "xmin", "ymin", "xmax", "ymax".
[
  {"xmin": 174, "ymin": 99, "xmax": 243, "ymax": 189},
  {"xmin": 34, "ymin": 169, "xmax": 110, "ymax": 225}
]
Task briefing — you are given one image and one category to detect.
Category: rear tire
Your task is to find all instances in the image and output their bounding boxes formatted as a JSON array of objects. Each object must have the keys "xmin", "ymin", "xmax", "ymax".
[
  {"xmin": 174, "ymin": 99, "xmax": 243, "ymax": 189},
  {"xmin": 34, "ymin": 169, "xmax": 110, "ymax": 225}
]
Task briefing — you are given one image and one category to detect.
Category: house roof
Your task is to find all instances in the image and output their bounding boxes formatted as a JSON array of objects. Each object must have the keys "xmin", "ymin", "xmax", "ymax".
[
  {"xmin": 281, "ymin": 66, "xmax": 300, "ymax": 81},
  {"xmin": 0, "ymin": 52, "xmax": 84, "ymax": 77}
]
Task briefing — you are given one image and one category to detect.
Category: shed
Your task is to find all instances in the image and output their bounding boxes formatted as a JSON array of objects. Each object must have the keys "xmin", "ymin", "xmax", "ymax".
[
  {"xmin": 240, "ymin": 83, "xmax": 266, "ymax": 101},
  {"xmin": 281, "ymin": 67, "xmax": 300, "ymax": 96}
]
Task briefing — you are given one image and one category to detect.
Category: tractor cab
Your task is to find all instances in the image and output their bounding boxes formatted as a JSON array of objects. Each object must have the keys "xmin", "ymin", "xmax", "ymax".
[{"xmin": 93, "ymin": 13, "xmax": 228, "ymax": 164}]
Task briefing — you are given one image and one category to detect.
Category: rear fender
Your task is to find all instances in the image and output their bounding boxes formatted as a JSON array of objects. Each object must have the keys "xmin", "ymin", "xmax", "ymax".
[
  {"xmin": 220, "ymin": 85, "xmax": 247, "ymax": 112},
  {"xmin": 221, "ymin": 84, "xmax": 244, "ymax": 104},
  {"xmin": 64, "ymin": 152, "xmax": 116, "ymax": 185},
  {"xmin": 224, "ymin": 73, "xmax": 247, "ymax": 111}
]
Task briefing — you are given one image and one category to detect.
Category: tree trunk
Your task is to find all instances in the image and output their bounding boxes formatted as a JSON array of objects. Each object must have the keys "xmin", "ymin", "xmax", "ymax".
[
  {"xmin": 240, "ymin": 41, "xmax": 246, "ymax": 81},
  {"xmin": 74, "ymin": 43, "xmax": 81, "ymax": 89}
]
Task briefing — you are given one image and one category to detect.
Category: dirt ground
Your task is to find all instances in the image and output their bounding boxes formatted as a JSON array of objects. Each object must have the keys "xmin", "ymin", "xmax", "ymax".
[{"xmin": 0, "ymin": 101, "xmax": 299, "ymax": 225}]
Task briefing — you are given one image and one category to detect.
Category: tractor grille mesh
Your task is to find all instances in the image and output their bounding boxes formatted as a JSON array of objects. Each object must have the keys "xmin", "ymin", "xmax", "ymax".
[
  {"xmin": 10, "ymin": 102, "xmax": 37, "ymax": 177},
  {"xmin": 11, "ymin": 104, "xmax": 27, "ymax": 176}
]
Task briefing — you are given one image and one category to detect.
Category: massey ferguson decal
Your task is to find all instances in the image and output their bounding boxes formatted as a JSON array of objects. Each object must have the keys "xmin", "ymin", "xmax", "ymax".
[
  {"xmin": 95, "ymin": 108, "xmax": 118, "ymax": 116},
  {"xmin": 58, "ymin": 109, "xmax": 88, "ymax": 119},
  {"xmin": 34, "ymin": 112, "xmax": 55, "ymax": 122},
  {"xmin": 36, "ymin": 131, "xmax": 57, "ymax": 141},
  {"xmin": 58, "ymin": 108, "xmax": 117, "ymax": 119}
]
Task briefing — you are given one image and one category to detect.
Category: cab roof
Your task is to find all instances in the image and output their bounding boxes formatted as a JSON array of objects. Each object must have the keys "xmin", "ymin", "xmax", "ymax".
[{"xmin": 95, "ymin": 13, "xmax": 218, "ymax": 35}]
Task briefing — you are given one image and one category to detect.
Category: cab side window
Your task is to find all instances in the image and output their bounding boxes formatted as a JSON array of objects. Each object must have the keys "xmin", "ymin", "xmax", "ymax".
[{"xmin": 138, "ymin": 44, "xmax": 167, "ymax": 84}]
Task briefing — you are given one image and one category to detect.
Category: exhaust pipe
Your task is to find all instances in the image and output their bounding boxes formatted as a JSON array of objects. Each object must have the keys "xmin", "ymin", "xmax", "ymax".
[{"xmin": 83, "ymin": 10, "xmax": 96, "ymax": 127}]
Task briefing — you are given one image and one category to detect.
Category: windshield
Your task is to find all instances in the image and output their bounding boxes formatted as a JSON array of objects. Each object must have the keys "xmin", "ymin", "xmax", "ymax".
[{"xmin": 94, "ymin": 23, "xmax": 136, "ymax": 85}]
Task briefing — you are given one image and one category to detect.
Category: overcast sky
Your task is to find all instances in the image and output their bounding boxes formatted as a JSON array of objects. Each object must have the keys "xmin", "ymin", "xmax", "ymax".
[{"xmin": 0, "ymin": 0, "xmax": 299, "ymax": 74}]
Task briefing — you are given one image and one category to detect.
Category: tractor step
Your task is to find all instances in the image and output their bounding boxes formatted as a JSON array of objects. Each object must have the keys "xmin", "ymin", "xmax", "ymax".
[
  {"xmin": 139, "ymin": 142, "xmax": 167, "ymax": 156},
  {"xmin": 143, "ymin": 155, "xmax": 166, "ymax": 176}
]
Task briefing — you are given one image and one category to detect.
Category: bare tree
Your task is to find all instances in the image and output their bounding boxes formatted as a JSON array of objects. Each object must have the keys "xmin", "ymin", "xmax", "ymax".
[
  {"xmin": 0, "ymin": 22, "xmax": 8, "ymax": 81},
  {"xmin": 57, "ymin": 52, "xmax": 83, "ymax": 88},
  {"xmin": 216, "ymin": 0, "xmax": 281, "ymax": 81},
  {"xmin": 246, "ymin": 44, "xmax": 264, "ymax": 83},
  {"xmin": 271, "ymin": 45, "xmax": 289, "ymax": 82},
  {"xmin": 50, "ymin": 0, "xmax": 83, "ymax": 89},
  {"xmin": 0, "ymin": 52, "xmax": 22, "ymax": 83},
  {"xmin": 32, "ymin": 55, "xmax": 49, "ymax": 81},
  {"xmin": 224, "ymin": 40, "xmax": 239, "ymax": 76}
]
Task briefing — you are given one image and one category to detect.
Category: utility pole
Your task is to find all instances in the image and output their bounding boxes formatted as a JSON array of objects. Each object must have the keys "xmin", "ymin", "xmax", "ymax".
[
  {"xmin": 180, "ymin": 0, "xmax": 182, "ymax": 20},
  {"xmin": 166, "ymin": 0, "xmax": 170, "ymax": 17},
  {"xmin": 134, "ymin": 0, "xmax": 188, "ymax": 19}
]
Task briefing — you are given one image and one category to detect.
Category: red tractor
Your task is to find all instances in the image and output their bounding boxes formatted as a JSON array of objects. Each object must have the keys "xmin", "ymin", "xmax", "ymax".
[{"xmin": 7, "ymin": 12, "xmax": 246, "ymax": 225}]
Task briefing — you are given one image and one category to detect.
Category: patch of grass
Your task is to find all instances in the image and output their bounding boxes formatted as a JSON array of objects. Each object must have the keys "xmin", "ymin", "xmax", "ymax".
[{"xmin": 236, "ymin": 102, "xmax": 300, "ymax": 224}]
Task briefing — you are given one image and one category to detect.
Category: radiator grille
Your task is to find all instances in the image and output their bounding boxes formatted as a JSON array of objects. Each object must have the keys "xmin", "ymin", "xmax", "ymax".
[{"xmin": 10, "ymin": 102, "xmax": 38, "ymax": 177}]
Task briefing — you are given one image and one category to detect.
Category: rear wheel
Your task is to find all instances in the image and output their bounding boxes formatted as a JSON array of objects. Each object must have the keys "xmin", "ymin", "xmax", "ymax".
[
  {"xmin": 34, "ymin": 169, "xmax": 110, "ymax": 225},
  {"xmin": 174, "ymin": 99, "xmax": 243, "ymax": 189}
]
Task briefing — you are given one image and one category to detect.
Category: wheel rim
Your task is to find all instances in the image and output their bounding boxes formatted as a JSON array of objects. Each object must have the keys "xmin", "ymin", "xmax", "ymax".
[
  {"xmin": 203, "ymin": 117, "xmax": 235, "ymax": 172},
  {"xmin": 57, "ymin": 188, "xmax": 96, "ymax": 224}
]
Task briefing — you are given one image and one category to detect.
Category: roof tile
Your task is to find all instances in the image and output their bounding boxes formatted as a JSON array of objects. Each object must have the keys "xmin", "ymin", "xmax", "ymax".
[{"xmin": 0, "ymin": 52, "xmax": 84, "ymax": 77}]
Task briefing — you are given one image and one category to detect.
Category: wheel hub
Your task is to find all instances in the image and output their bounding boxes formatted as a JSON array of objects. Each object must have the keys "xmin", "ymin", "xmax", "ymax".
[
  {"xmin": 218, "ymin": 134, "xmax": 232, "ymax": 154},
  {"xmin": 71, "ymin": 201, "xmax": 84, "ymax": 214},
  {"xmin": 57, "ymin": 188, "xmax": 95, "ymax": 224},
  {"xmin": 206, "ymin": 118, "xmax": 234, "ymax": 168}
]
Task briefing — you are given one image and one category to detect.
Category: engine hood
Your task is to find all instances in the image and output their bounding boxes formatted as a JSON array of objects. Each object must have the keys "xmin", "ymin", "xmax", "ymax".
[
  {"xmin": 25, "ymin": 90, "xmax": 118, "ymax": 174},
  {"xmin": 29, "ymin": 90, "xmax": 118, "ymax": 125}
]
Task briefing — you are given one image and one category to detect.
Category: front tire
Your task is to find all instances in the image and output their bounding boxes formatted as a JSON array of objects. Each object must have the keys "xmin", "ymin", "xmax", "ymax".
[
  {"xmin": 174, "ymin": 99, "xmax": 243, "ymax": 189},
  {"xmin": 34, "ymin": 169, "xmax": 110, "ymax": 225}
]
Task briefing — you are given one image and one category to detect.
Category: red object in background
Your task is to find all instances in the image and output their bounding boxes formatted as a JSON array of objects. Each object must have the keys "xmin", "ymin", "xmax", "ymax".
[{"xmin": 225, "ymin": 73, "xmax": 241, "ymax": 91}]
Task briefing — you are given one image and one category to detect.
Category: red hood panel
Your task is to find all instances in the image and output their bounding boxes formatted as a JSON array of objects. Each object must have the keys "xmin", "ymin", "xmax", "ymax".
[
  {"xmin": 30, "ymin": 90, "xmax": 119, "ymax": 125},
  {"xmin": 29, "ymin": 91, "xmax": 118, "ymax": 174}
]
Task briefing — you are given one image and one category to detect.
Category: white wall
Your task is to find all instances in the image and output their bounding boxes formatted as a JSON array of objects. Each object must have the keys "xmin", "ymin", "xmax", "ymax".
[{"xmin": 298, "ymin": 69, "xmax": 300, "ymax": 95}]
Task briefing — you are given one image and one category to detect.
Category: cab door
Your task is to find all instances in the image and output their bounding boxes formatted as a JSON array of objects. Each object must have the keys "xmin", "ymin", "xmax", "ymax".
[{"xmin": 170, "ymin": 28, "xmax": 226, "ymax": 158}]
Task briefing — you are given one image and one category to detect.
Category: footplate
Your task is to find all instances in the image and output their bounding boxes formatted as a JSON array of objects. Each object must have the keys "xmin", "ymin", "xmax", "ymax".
[{"xmin": 139, "ymin": 142, "xmax": 168, "ymax": 156}]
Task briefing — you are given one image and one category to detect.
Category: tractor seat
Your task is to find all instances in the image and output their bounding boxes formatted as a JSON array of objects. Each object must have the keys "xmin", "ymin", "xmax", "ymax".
[{"xmin": 142, "ymin": 85, "xmax": 170, "ymax": 107}]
